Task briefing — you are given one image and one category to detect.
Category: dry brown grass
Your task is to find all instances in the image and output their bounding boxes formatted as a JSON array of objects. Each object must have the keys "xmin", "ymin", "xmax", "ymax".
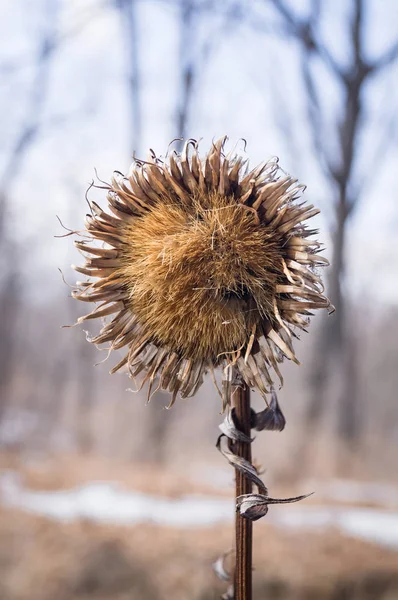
[
  {"xmin": 1, "ymin": 452, "xmax": 398, "ymax": 599},
  {"xmin": 0, "ymin": 504, "xmax": 397, "ymax": 600},
  {"xmin": 0, "ymin": 451, "xmax": 224, "ymax": 497},
  {"xmin": 2, "ymin": 451, "xmax": 397, "ymax": 511}
]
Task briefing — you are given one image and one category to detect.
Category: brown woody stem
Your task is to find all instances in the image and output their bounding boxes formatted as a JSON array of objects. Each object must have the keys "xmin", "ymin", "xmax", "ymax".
[{"xmin": 231, "ymin": 381, "xmax": 252, "ymax": 600}]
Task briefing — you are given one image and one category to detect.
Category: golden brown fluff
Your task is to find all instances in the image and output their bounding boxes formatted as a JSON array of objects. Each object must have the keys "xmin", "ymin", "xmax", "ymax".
[{"xmin": 72, "ymin": 137, "xmax": 331, "ymax": 408}]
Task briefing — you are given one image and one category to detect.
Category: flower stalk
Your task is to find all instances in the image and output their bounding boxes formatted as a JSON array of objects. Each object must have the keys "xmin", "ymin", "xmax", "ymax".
[{"xmin": 231, "ymin": 381, "xmax": 253, "ymax": 600}]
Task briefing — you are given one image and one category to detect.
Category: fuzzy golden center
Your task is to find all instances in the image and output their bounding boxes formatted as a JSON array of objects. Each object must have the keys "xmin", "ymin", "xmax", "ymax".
[{"xmin": 120, "ymin": 194, "xmax": 282, "ymax": 361}]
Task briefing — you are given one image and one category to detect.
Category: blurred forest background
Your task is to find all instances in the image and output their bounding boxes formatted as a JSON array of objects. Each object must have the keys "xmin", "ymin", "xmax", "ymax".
[{"xmin": 1, "ymin": 1, "xmax": 398, "ymax": 599}]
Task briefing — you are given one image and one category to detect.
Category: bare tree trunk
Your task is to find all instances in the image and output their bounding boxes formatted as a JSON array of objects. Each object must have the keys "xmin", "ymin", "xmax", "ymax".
[
  {"xmin": 116, "ymin": 0, "xmax": 142, "ymax": 155},
  {"xmin": 140, "ymin": 397, "xmax": 173, "ymax": 464},
  {"xmin": 0, "ymin": 0, "xmax": 59, "ymax": 189},
  {"xmin": 328, "ymin": 199, "xmax": 347, "ymax": 348},
  {"xmin": 46, "ymin": 352, "xmax": 70, "ymax": 438},
  {"xmin": 0, "ymin": 254, "xmax": 20, "ymax": 420},
  {"xmin": 260, "ymin": 0, "xmax": 398, "ymax": 465},
  {"xmin": 75, "ymin": 334, "xmax": 96, "ymax": 454},
  {"xmin": 305, "ymin": 195, "xmax": 348, "ymax": 428},
  {"xmin": 301, "ymin": 4, "xmax": 365, "ymax": 449},
  {"xmin": 175, "ymin": 0, "xmax": 195, "ymax": 150},
  {"xmin": 0, "ymin": 0, "xmax": 59, "ymax": 424},
  {"xmin": 339, "ymin": 331, "xmax": 360, "ymax": 444}
]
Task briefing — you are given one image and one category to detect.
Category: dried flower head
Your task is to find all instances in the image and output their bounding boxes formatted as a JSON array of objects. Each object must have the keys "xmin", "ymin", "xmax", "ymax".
[{"xmin": 72, "ymin": 137, "xmax": 331, "ymax": 407}]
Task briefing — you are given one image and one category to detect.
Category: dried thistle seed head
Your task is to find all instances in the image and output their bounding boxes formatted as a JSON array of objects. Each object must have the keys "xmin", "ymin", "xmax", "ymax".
[
  {"xmin": 121, "ymin": 191, "xmax": 282, "ymax": 363},
  {"xmin": 72, "ymin": 137, "xmax": 331, "ymax": 407}
]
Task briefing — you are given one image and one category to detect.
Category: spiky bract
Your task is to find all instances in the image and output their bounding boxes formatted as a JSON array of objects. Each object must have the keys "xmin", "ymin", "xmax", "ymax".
[{"xmin": 72, "ymin": 138, "xmax": 330, "ymax": 407}]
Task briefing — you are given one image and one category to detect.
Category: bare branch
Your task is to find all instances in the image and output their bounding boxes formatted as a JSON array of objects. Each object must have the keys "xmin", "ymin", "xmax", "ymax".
[
  {"xmin": 352, "ymin": 0, "xmax": 363, "ymax": 64},
  {"xmin": 0, "ymin": 3, "xmax": 102, "ymax": 81},
  {"xmin": 114, "ymin": 0, "xmax": 142, "ymax": 155},
  {"xmin": 300, "ymin": 51, "xmax": 330, "ymax": 176},
  {"xmin": 268, "ymin": 0, "xmax": 296, "ymax": 27},
  {"xmin": 1, "ymin": 1, "xmax": 63, "ymax": 189},
  {"xmin": 371, "ymin": 39, "xmax": 398, "ymax": 72},
  {"xmin": 197, "ymin": 1, "xmax": 250, "ymax": 71},
  {"xmin": 350, "ymin": 97, "xmax": 398, "ymax": 204},
  {"xmin": 175, "ymin": 0, "xmax": 243, "ymax": 145},
  {"xmin": 266, "ymin": 58, "xmax": 302, "ymax": 170},
  {"xmin": 175, "ymin": 0, "xmax": 195, "ymax": 144},
  {"xmin": 267, "ymin": 0, "xmax": 343, "ymax": 77}
]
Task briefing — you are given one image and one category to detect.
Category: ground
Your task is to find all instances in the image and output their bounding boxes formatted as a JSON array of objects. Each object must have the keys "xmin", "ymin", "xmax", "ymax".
[{"xmin": 0, "ymin": 452, "xmax": 397, "ymax": 600}]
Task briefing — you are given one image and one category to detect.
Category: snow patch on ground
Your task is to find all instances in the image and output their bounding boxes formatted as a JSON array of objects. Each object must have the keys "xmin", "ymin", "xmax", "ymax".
[
  {"xmin": 311, "ymin": 478, "xmax": 398, "ymax": 508},
  {"xmin": 198, "ymin": 467, "xmax": 398, "ymax": 508},
  {"xmin": 1, "ymin": 471, "xmax": 398, "ymax": 549}
]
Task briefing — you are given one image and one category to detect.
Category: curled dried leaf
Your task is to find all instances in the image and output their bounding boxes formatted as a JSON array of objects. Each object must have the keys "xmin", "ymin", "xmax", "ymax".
[
  {"xmin": 219, "ymin": 408, "xmax": 253, "ymax": 443},
  {"xmin": 212, "ymin": 550, "xmax": 232, "ymax": 583},
  {"xmin": 216, "ymin": 434, "xmax": 267, "ymax": 496},
  {"xmin": 237, "ymin": 491, "xmax": 314, "ymax": 521},
  {"xmin": 253, "ymin": 389, "xmax": 286, "ymax": 432},
  {"xmin": 221, "ymin": 585, "xmax": 234, "ymax": 600}
]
